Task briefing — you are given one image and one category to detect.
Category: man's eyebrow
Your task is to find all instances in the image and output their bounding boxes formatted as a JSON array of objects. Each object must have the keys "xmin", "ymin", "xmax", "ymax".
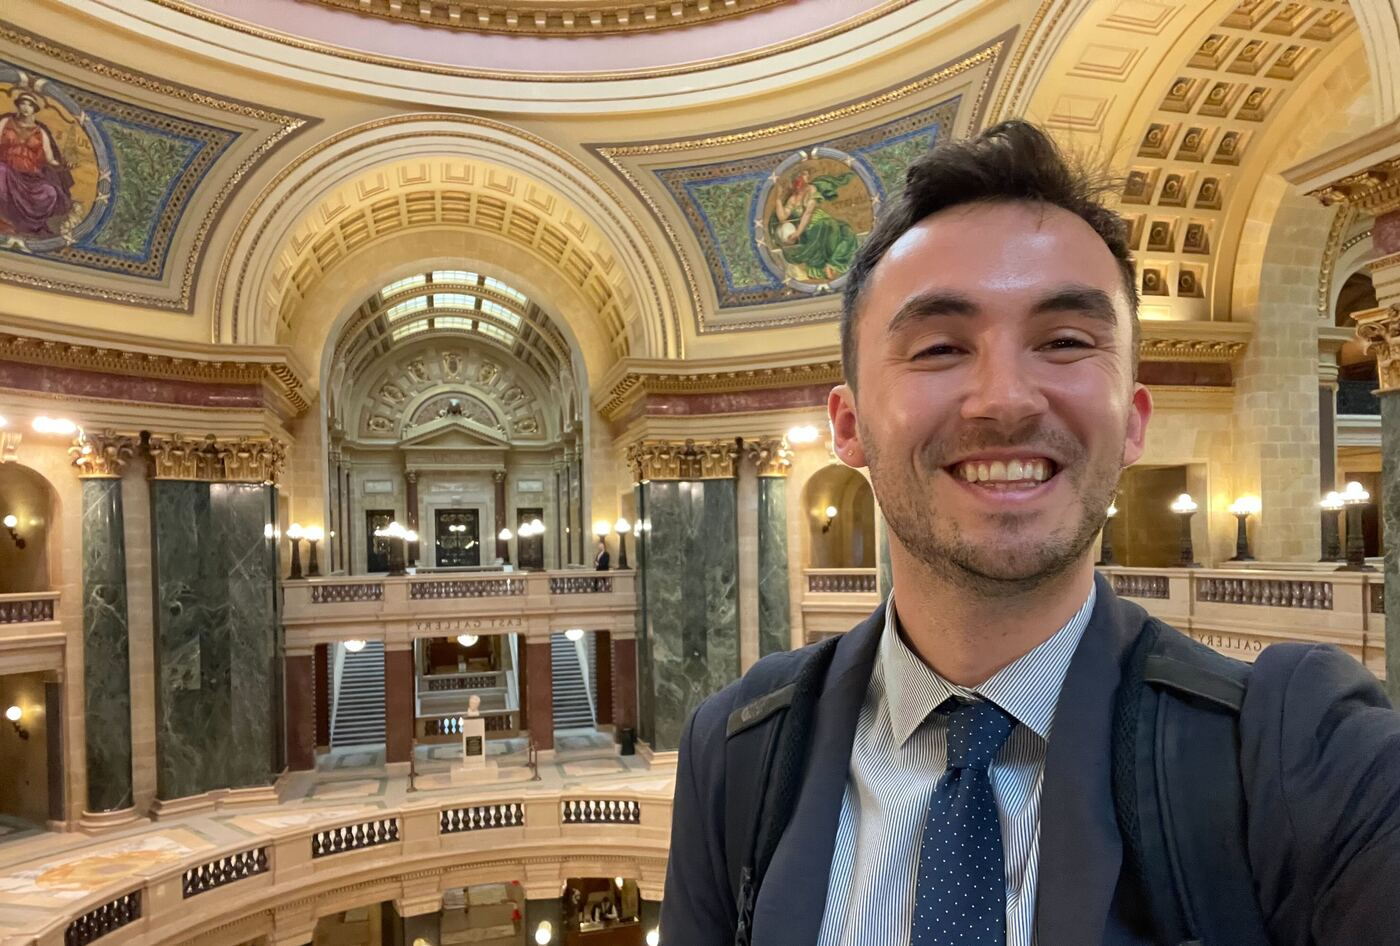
[
  {"xmin": 885, "ymin": 290, "xmax": 978, "ymax": 336},
  {"xmin": 1030, "ymin": 285, "xmax": 1119, "ymax": 325}
]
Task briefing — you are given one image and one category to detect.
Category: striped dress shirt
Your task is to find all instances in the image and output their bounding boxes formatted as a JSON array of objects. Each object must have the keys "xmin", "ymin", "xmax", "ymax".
[{"xmin": 814, "ymin": 584, "xmax": 1095, "ymax": 946}]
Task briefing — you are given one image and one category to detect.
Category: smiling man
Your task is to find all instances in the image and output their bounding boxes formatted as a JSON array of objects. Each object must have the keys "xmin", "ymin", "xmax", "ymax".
[{"xmin": 660, "ymin": 121, "xmax": 1400, "ymax": 946}]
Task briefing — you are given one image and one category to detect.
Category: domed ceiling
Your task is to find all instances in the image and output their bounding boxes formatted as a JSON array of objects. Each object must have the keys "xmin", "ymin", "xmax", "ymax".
[{"xmin": 152, "ymin": 0, "xmax": 909, "ymax": 74}]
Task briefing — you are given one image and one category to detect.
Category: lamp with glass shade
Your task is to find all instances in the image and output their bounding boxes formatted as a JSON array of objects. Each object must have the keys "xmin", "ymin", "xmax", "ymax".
[
  {"xmin": 286, "ymin": 522, "xmax": 305, "ymax": 579},
  {"xmin": 1320, "ymin": 491, "xmax": 1344, "ymax": 562},
  {"xmin": 1338, "ymin": 481, "xmax": 1376, "ymax": 572},
  {"xmin": 1097, "ymin": 502, "xmax": 1118, "ymax": 566},
  {"xmin": 615, "ymin": 517, "xmax": 631, "ymax": 569},
  {"xmin": 1227, "ymin": 496, "xmax": 1260, "ymax": 563},
  {"xmin": 1169, "ymin": 493, "xmax": 1200, "ymax": 568}
]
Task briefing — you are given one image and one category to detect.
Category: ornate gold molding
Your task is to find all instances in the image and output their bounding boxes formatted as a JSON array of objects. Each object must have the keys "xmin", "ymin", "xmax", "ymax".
[
  {"xmin": 599, "ymin": 359, "xmax": 843, "ymax": 422},
  {"xmin": 1355, "ymin": 305, "xmax": 1400, "ymax": 393},
  {"xmin": 303, "ymin": 0, "xmax": 785, "ymax": 36},
  {"xmin": 1137, "ymin": 338, "xmax": 1247, "ymax": 363},
  {"xmin": 1306, "ymin": 155, "xmax": 1400, "ymax": 215},
  {"xmin": 70, "ymin": 431, "xmax": 137, "ymax": 478},
  {"xmin": 148, "ymin": 0, "xmax": 911, "ymax": 82},
  {"xmin": 146, "ymin": 434, "xmax": 286, "ymax": 484},
  {"xmin": 743, "ymin": 437, "xmax": 790, "ymax": 478},
  {"xmin": 626, "ymin": 438, "xmax": 740, "ymax": 481},
  {"xmin": 0, "ymin": 328, "xmax": 310, "ymax": 419}
]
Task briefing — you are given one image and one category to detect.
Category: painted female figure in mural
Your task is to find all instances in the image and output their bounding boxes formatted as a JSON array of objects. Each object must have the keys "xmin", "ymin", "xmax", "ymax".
[
  {"xmin": 0, "ymin": 90, "xmax": 75, "ymax": 237},
  {"xmin": 768, "ymin": 169, "xmax": 860, "ymax": 282}
]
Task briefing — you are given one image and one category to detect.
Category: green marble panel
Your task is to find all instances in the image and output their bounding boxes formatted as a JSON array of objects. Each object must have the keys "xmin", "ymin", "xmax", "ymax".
[
  {"xmin": 757, "ymin": 477, "xmax": 791, "ymax": 656},
  {"xmin": 638, "ymin": 479, "xmax": 739, "ymax": 751},
  {"xmin": 635, "ymin": 485, "xmax": 653, "ymax": 746},
  {"xmin": 151, "ymin": 481, "xmax": 278, "ymax": 800},
  {"xmin": 81, "ymin": 478, "xmax": 133, "ymax": 812}
]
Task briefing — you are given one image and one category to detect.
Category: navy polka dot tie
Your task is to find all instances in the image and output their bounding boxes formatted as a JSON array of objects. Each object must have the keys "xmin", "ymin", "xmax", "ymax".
[{"xmin": 911, "ymin": 698, "xmax": 1015, "ymax": 946}]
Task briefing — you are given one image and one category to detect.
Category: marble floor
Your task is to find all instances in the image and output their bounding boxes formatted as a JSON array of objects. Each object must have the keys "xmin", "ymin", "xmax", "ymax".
[{"xmin": 0, "ymin": 729, "xmax": 672, "ymax": 939}]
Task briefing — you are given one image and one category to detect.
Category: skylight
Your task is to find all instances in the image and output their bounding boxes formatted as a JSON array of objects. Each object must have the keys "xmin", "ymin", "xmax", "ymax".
[
  {"xmin": 433, "ymin": 316, "xmax": 473, "ymax": 330},
  {"xmin": 391, "ymin": 322, "xmax": 427, "ymax": 341},
  {"xmin": 483, "ymin": 276, "xmax": 527, "ymax": 304},
  {"xmin": 480, "ymin": 300, "xmax": 522, "ymax": 328},
  {"xmin": 380, "ymin": 274, "xmax": 426, "ymax": 296},
  {"xmin": 477, "ymin": 322, "xmax": 513, "ymax": 344},
  {"xmin": 432, "ymin": 293, "xmax": 478, "ymax": 310},
  {"xmin": 385, "ymin": 297, "xmax": 428, "ymax": 320},
  {"xmin": 432, "ymin": 270, "xmax": 479, "ymax": 285}
]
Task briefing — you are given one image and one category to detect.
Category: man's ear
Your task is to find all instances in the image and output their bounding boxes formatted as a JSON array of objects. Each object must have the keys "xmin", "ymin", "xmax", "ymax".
[
  {"xmin": 1121, "ymin": 383, "xmax": 1153, "ymax": 467},
  {"xmin": 829, "ymin": 384, "xmax": 868, "ymax": 468}
]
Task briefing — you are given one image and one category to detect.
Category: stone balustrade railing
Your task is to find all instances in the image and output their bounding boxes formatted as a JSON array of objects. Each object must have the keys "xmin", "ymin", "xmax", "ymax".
[
  {"xmin": 805, "ymin": 568, "xmax": 879, "ymax": 595},
  {"xmin": 801, "ymin": 569, "xmax": 880, "ymax": 641},
  {"xmin": 22, "ymin": 785, "xmax": 671, "ymax": 946},
  {"xmin": 0, "ymin": 591, "xmax": 60, "ymax": 625},
  {"xmin": 280, "ymin": 570, "xmax": 636, "ymax": 647},
  {"xmin": 1099, "ymin": 566, "xmax": 1386, "ymax": 678},
  {"xmin": 416, "ymin": 709, "xmax": 520, "ymax": 740}
]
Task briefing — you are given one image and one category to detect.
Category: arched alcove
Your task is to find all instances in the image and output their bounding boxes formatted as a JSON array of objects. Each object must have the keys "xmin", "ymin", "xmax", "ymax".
[
  {"xmin": 802, "ymin": 464, "xmax": 875, "ymax": 568},
  {"xmin": 0, "ymin": 463, "xmax": 59, "ymax": 594}
]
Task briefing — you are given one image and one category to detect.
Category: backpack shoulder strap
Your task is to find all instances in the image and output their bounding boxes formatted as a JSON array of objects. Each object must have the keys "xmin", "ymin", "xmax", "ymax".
[
  {"xmin": 1113, "ymin": 619, "xmax": 1271, "ymax": 946},
  {"xmin": 723, "ymin": 636, "xmax": 840, "ymax": 946}
]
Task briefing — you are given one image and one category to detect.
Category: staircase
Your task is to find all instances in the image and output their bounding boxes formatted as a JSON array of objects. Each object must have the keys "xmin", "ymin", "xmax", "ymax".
[
  {"xmin": 331, "ymin": 641, "xmax": 387, "ymax": 747},
  {"xmin": 550, "ymin": 633, "xmax": 596, "ymax": 729}
]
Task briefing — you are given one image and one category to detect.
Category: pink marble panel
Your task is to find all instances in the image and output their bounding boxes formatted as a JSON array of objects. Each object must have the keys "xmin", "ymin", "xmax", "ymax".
[{"xmin": 0, "ymin": 360, "xmax": 264, "ymax": 408}]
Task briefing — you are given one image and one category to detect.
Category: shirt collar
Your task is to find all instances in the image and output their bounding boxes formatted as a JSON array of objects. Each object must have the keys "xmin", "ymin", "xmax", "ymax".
[{"xmin": 879, "ymin": 582, "xmax": 1096, "ymax": 748}]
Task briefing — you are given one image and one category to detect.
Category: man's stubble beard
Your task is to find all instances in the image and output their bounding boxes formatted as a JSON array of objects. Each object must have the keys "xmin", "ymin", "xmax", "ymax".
[{"xmin": 862, "ymin": 419, "xmax": 1124, "ymax": 597}]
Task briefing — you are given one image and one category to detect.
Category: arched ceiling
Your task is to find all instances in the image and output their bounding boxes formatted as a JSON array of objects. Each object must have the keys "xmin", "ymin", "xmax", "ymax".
[{"xmin": 1019, "ymin": 0, "xmax": 1364, "ymax": 322}]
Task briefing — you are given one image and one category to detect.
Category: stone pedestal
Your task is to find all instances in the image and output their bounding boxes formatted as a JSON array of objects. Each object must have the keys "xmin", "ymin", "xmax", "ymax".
[{"xmin": 449, "ymin": 715, "xmax": 498, "ymax": 785}]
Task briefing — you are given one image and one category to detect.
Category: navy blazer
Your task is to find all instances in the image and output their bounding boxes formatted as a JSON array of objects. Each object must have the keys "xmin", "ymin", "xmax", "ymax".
[{"xmin": 661, "ymin": 574, "xmax": 1400, "ymax": 945}]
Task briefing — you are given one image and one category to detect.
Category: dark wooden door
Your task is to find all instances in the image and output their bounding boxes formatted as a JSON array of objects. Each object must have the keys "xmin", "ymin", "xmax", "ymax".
[
  {"xmin": 366, "ymin": 509, "xmax": 394, "ymax": 572},
  {"xmin": 435, "ymin": 508, "xmax": 480, "ymax": 567}
]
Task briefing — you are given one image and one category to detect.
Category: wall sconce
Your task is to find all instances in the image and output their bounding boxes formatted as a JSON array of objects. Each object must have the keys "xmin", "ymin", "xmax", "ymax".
[
  {"xmin": 786, "ymin": 425, "xmax": 820, "ymax": 446},
  {"xmin": 305, "ymin": 525, "xmax": 324, "ymax": 578},
  {"xmin": 1338, "ymin": 481, "xmax": 1375, "ymax": 572},
  {"xmin": 6, "ymin": 705, "xmax": 28, "ymax": 740},
  {"xmin": 615, "ymin": 517, "xmax": 631, "ymax": 569},
  {"xmin": 498, "ymin": 527, "xmax": 514, "ymax": 566},
  {"xmin": 1097, "ymin": 502, "xmax": 1118, "ymax": 566},
  {"xmin": 286, "ymin": 522, "xmax": 305, "ymax": 580},
  {"xmin": 822, "ymin": 505, "xmax": 838, "ymax": 534},
  {"xmin": 1169, "ymin": 493, "xmax": 1200, "ymax": 568},
  {"xmin": 1320, "ymin": 491, "xmax": 1344, "ymax": 562},
  {"xmin": 2, "ymin": 514, "xmax": 23, "ymax": 550},
  {"xmin": 344, "ymin": 639, "xmax": 366, "ymax": 654},
  {"xmin": 1227, "ymin": 496, "xmax": 1260, "ymax": 563}
]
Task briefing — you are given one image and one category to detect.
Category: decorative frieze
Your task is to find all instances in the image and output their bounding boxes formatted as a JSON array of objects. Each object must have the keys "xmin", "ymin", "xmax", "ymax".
[
  {"xmin": 1355, "ymin": 306, "xmax": 1400, "ymax": 393},
  {"xmin": 1307, "ymin": 154, "xmax": 1400, "ymax": 215},
  {"xmin": 744, "ymin": 437, "xmax": 791, "ymax": 478},
  {"xmin": 69, "ymin": 431, "xmax": 137, "ymax": 478},
  {"xmin": 145, "ymin": 434, "xmax": 286, "ymax": 484},
  {"xmin": 625, "ymin": 438, "xmax": 741, "ymax": 481}
]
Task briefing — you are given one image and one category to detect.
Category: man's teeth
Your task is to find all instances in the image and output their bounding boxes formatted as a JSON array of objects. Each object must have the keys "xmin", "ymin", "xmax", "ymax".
[{"xmin": 955, "ymin": 458, "xmax": 1052, "ymax": 483}]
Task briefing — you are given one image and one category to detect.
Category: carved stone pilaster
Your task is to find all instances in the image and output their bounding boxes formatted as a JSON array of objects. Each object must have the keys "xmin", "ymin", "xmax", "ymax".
[
  {"xmin": 743, "ymin": 437, "xmax": 791, "ymax": 478},
  {"xmin": 145, "ymin": 434, "xmax": 286, "ymax": 484},
  {"xmin": 1356, "ymin": 305, "xmax": 1400, "ymax": 392},
  {"xmin": 626, "ymin": 438, "xmax": 741, "ymax": 481},
  {"xmin": 70, "ymin": 430, "xmax": 137, "ymax": 478}
]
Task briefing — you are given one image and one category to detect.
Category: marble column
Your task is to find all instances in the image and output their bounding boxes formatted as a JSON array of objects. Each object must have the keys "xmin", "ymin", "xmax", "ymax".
[
  {"xmin": 313, "ymin": 644, "xmax": 331, "ymax": 751},
  {"xmin": 628, "ymin": 439, "xmax": 740, "ymax": 751},
  {"xmin": 1319, "ymin": 378, "xmax": 1340, "ymax": 559},
  {"xmin": 595, "ymin": 630, "xmax": 614, "ymax": 729},
  {"xmin": 563, "ymin": 448, "xmax": 577, "ymax": 565},
  {"xmin": 149, "ymin": 451, "xmax": 280, "ymax": 800},
  {"xmin": 758, "ymin": 476, "xmax": 791, "ymax": 657},
  {"xmin": 494, "ymin": 470, "xmax": 508, "ymax": 562},
  {"xmin": 736, "ymin": 462, "xmax": 760, "ymax": 671},
  {"xmin": 405, "ymin": 470, "xmax": 419, "ymax": 567},
  {"xmin": 80, "ymin": 475, "xmax": 133, "ymax": 812},
  {"xmin": 575, "ymin": 449, "xmax": 587, "ymax": 564},
  {"xmin": 284, "ymin": 653, "xmax": 315, "ymax": 771},
  {"xmin": 517, "ymin": 634, "xmax": 530, "ymax": 731},
  {"xmin": 384, "ymin": 646, "xmax": 414, "ymax": 765},
  {"xmin": 525, "ymin": 638, "xmax": 554, "ymax": 751}
]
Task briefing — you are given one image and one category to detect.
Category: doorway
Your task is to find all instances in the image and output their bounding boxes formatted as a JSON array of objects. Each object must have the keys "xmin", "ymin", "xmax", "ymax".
[
  {"xmin": 435, "ymin": 508, "xmax": 481, "ymax": 567},
  {"xmin": 365, "ymin": 509, "xmax": 394, "ymax": 573},
  {"xmin": 517, "ymin": 506, "xmax": 545, "ymax": 570}
]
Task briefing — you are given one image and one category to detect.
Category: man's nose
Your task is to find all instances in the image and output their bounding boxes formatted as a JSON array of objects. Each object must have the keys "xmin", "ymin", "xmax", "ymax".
[{"xmin": 960, "ymin": 346, "xmax": 1048, "ymax": 428}]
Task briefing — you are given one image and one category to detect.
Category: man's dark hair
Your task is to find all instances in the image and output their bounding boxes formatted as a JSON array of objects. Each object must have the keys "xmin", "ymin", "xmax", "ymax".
[{"xmin": 840, "ymin": 119, "xmax": 1140, "ymax": 386}]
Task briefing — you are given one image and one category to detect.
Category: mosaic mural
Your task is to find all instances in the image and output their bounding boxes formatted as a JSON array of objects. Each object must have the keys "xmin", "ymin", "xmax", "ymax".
[
  {"xmin": 0, "ymin": 60, "xmax": 238, "ymax": 281},
  {"xmin": 654, "ymin": 96, "xmax": 959, "ymax": 309}
]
